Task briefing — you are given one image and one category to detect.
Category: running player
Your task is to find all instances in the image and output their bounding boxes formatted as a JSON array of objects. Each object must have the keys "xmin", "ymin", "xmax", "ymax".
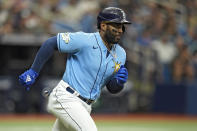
[{"xmin": 19, "ymin": 7, "xmax": 131, "ymax": 131}]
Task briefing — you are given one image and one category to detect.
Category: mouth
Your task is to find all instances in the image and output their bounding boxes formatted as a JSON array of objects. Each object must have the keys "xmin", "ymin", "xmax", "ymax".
[{"xmin": 115, "ymin": 35, "xmax": 121, "ymax": 41}]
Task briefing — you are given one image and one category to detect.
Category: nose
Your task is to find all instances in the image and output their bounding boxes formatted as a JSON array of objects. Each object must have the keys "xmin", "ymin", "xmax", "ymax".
[{"xmin": 117, "ymin": 27, "xmax": 123, "ymax": 34}]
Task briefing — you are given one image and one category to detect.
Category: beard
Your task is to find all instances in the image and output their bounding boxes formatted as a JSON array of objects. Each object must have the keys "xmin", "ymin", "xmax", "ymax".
[{"xmin": 104, "ymin": 26, "xmax": 122, "ymax": 44}]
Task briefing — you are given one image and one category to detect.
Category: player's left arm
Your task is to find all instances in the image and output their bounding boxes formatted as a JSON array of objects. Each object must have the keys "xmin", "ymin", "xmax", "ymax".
[
  {"xmin": 106, "ymin": 46, "xmax": 128, "ymax": 94},
  {"xmin": 106, "ymin": 65, "xmax": 128, "ymax": 94}
]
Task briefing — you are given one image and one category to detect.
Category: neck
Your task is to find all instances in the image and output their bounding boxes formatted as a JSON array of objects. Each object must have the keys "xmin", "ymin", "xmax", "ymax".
[{"xmin": 99, "ymin": 31, "xmax": 112, "ymax": 51}]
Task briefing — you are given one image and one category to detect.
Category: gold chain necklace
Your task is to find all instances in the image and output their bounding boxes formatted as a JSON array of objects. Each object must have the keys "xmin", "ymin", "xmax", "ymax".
[
  {"xmin": 103, "ymin": 41, "xmax": 121, "ymax": 73},
  {"xmin": 103, "ymin": 40, "xmax": 116, "ymax": 59}
]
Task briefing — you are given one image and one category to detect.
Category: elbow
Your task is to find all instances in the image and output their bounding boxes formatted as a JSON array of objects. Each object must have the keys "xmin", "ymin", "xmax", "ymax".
[
  {"xmin": 107, "ymin": 86, "xmax": 123, "ymax": 94},
  {"xmin": 106, "ymin": 78, "xmax": 124, "ymax": 94},
  {"xmin": 45, "ymin": 36, "xmax": 58, "ymax": 49}
]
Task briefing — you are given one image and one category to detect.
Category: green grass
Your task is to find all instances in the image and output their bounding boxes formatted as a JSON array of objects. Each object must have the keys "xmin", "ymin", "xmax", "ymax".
[
  {"xmin": 0, "ymin": 116, "xmax": 197, "ymax": 131},
  {"xmin": 97, "ymin": 121, "xmax": 197, "ymax": 131}
]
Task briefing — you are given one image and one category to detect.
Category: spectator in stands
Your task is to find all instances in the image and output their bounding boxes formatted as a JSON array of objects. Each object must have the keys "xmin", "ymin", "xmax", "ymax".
[
  {"xmin": 172, "ymin": 44, "xmax": 195, "ymax": 83},
  {"xmin": 0, "ymin": 0, "xmax": 197, "ymax": 85},
  {"xmin": 187, "ymin": 28, "xmax": 197, "ymax": 54},
  {"xmin": 151, "ymin": 33, "xmax": 177, "ymax": 82},
  {"xmin": 191, "ymin": 50, "xmax": 197, "ymax": 80}
]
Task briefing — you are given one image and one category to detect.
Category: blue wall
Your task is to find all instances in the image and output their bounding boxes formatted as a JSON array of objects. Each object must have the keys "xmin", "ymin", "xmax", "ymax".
[{"xmin": 153, "ymin": 82, "xmax": 197, "ymax": 115}]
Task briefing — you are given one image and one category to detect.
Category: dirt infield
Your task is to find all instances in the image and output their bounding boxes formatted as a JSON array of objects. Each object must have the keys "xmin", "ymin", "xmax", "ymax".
[{"xmin": 0, "ymin": 113, "xmax": 197, "ymax": 122}]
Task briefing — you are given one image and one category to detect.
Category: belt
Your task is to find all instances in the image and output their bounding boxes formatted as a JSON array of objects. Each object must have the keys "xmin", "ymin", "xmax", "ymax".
[{"xmin": 66, "ymin": 86, "xmax": 94, "ymax": 105}]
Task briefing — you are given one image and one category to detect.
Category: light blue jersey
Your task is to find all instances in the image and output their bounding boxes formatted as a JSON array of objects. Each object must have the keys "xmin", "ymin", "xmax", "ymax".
[{"xmin": 57, "ymin": 32, "xmax": 126, "ymax": 100}]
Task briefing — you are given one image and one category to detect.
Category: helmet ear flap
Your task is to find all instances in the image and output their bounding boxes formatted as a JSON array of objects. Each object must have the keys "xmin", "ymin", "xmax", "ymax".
[
  {"xmin": 122, "ymin": 25, "xmax": 125, "ymax": 32},
  {"xmin": 97, "ymin": 21, "xmax": 101, "ymax": 29},
  {"xmin": 97, "ymin": 15, "xmax": 103, "ymax": 29}
]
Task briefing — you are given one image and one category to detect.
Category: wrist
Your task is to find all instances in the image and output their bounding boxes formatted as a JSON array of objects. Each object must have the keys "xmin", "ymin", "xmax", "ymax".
[
  {"xmin": 116, "ymin": 78, "xmax": 124, "ymax": 87},
  {"xmin": 29, "ymin": 68, "xmax": 39, "ymax": 78}
]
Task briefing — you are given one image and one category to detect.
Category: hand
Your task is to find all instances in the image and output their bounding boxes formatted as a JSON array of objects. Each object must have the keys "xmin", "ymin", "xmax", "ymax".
[
  {"xmin": 19, "ymin": 69, "xmax": 38, "ymax": 91},
  {"xmin": 114, "ymin": 65, "xmax": 128, "ymax": 86}
]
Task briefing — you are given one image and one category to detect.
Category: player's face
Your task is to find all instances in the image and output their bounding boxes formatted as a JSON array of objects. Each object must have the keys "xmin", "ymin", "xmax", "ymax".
[{"xmin": 105, "ymin": 23, "xmax": 124, "ymax": 44}]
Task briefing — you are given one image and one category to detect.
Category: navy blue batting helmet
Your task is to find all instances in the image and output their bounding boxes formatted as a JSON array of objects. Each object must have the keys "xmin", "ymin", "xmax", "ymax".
[{"xmin": 97, "ymin": 7, "xmax": 131, "ymax": 29}]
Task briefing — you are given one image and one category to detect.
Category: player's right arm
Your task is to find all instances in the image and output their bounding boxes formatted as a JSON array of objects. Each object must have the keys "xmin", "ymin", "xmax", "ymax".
[
  {"xmin": 19, "ymin": 32, "xmax": 86, "ymax": 90},
  {"xmin": 57, "ymin": 32, "xmax": 86, "ymax": 53},
  {"xmin": 19, "ymin": 36, "xmax": 58, "ymax": 90}
]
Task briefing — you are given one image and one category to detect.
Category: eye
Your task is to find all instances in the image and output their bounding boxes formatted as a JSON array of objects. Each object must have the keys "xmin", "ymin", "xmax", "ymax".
[
  {"xmin": 111, "ymin": 23, "xmax": 123, "ymax": 29},
  {"xmin": 112, "ymin": 28, "xmax": 118, "ymax": 34}
]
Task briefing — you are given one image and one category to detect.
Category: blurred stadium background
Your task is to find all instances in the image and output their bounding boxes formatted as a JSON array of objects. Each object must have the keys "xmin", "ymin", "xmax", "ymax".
[{"xmin": 0, "ymin": 0, "xmax": 197, "ymax": 130}]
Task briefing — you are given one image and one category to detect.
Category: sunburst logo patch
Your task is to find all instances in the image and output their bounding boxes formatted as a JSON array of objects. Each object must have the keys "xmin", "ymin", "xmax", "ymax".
[
  {"xmin": 113, "ymin": 61, "xmax": 121, "ymax": 73},
  {"xmin": 61, "ymin": 33, "xmax": 70, "ymax": 44}
]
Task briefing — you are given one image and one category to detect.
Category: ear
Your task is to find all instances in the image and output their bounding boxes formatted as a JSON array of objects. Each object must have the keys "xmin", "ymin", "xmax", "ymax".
[{"xmin": 100, "ymin": 22, "xmax": 107, "ymax": 32}]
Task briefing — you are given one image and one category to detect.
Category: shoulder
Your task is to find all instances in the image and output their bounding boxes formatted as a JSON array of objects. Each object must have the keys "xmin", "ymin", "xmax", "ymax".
[
  {"xmin": 69, "ymin": 31, "xmax": 95, "ymax": 39},
  {"xmin": 115, "ymin": 44, "xmax": 126, "ymax": 64},
  {"xmin": 76, "ymin": 32, "xmax": 96, "ymax": 40},
  {"xmin": 73, "ymin": 32, "xmax": 96, "ymax": 45},
  {"xmin": 57, "ymin": 31, "xmax": 95, "ymax": 46},
  {"xmin": 115, "ymin": 44, "xmax": 126, "ymax": 57},
  {"xmin": 58, "ymin": 31, "xmax": 92, "ymax": 39}
]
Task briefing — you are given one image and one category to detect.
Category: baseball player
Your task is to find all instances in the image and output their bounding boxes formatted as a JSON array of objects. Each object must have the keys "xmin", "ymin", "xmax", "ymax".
[{"xmin": 19, "ymin": 7, "xmax": 131, "ymax": 131}]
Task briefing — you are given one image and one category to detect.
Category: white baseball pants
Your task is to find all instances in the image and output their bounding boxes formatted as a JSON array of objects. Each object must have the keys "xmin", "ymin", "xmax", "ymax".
[{"xmin": 47, "ymin": 80, "xmax": 97, "ymax": 131}]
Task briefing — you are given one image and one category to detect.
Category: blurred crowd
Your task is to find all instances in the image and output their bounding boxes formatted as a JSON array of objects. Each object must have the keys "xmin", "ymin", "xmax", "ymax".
[
  {"xmin": 121, "ymin": 0, "xmax": 197, "ymax": 85},
  {"xmin": 0, "ymin": 0, "xmax": 100, "ymax": 34},
  {"xmin": 1, "ymin": 0, "xmax": 197, "ymax": 85}
]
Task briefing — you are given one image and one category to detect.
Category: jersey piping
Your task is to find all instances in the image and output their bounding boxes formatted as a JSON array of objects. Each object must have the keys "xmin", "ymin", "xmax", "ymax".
[{"xmin": 89, "ymin": 34, "xmax": 103, "ymax": 100}]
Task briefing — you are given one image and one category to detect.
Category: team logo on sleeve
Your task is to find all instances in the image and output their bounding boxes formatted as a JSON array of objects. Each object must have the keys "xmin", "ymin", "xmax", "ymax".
[
  {"xmin": 113, "ymin": 61, "xmax": 121, "ymax": 73},
  {"xmin": 61, "ymin": 33, "xmax": 70, "ymax": 44}
]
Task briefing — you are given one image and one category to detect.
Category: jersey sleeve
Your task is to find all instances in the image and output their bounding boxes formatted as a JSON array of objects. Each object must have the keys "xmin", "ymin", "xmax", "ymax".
[
  {"xmin": 122, "ymin": 50, "xmax": 126, "ymax": 65},
  {"xmin": 118, "ymin": 45, "xmax": 126, "ymax": 66},
  {"xmin": 57, "ymin": 32, "xmax": 86, "ymax": 53}
]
